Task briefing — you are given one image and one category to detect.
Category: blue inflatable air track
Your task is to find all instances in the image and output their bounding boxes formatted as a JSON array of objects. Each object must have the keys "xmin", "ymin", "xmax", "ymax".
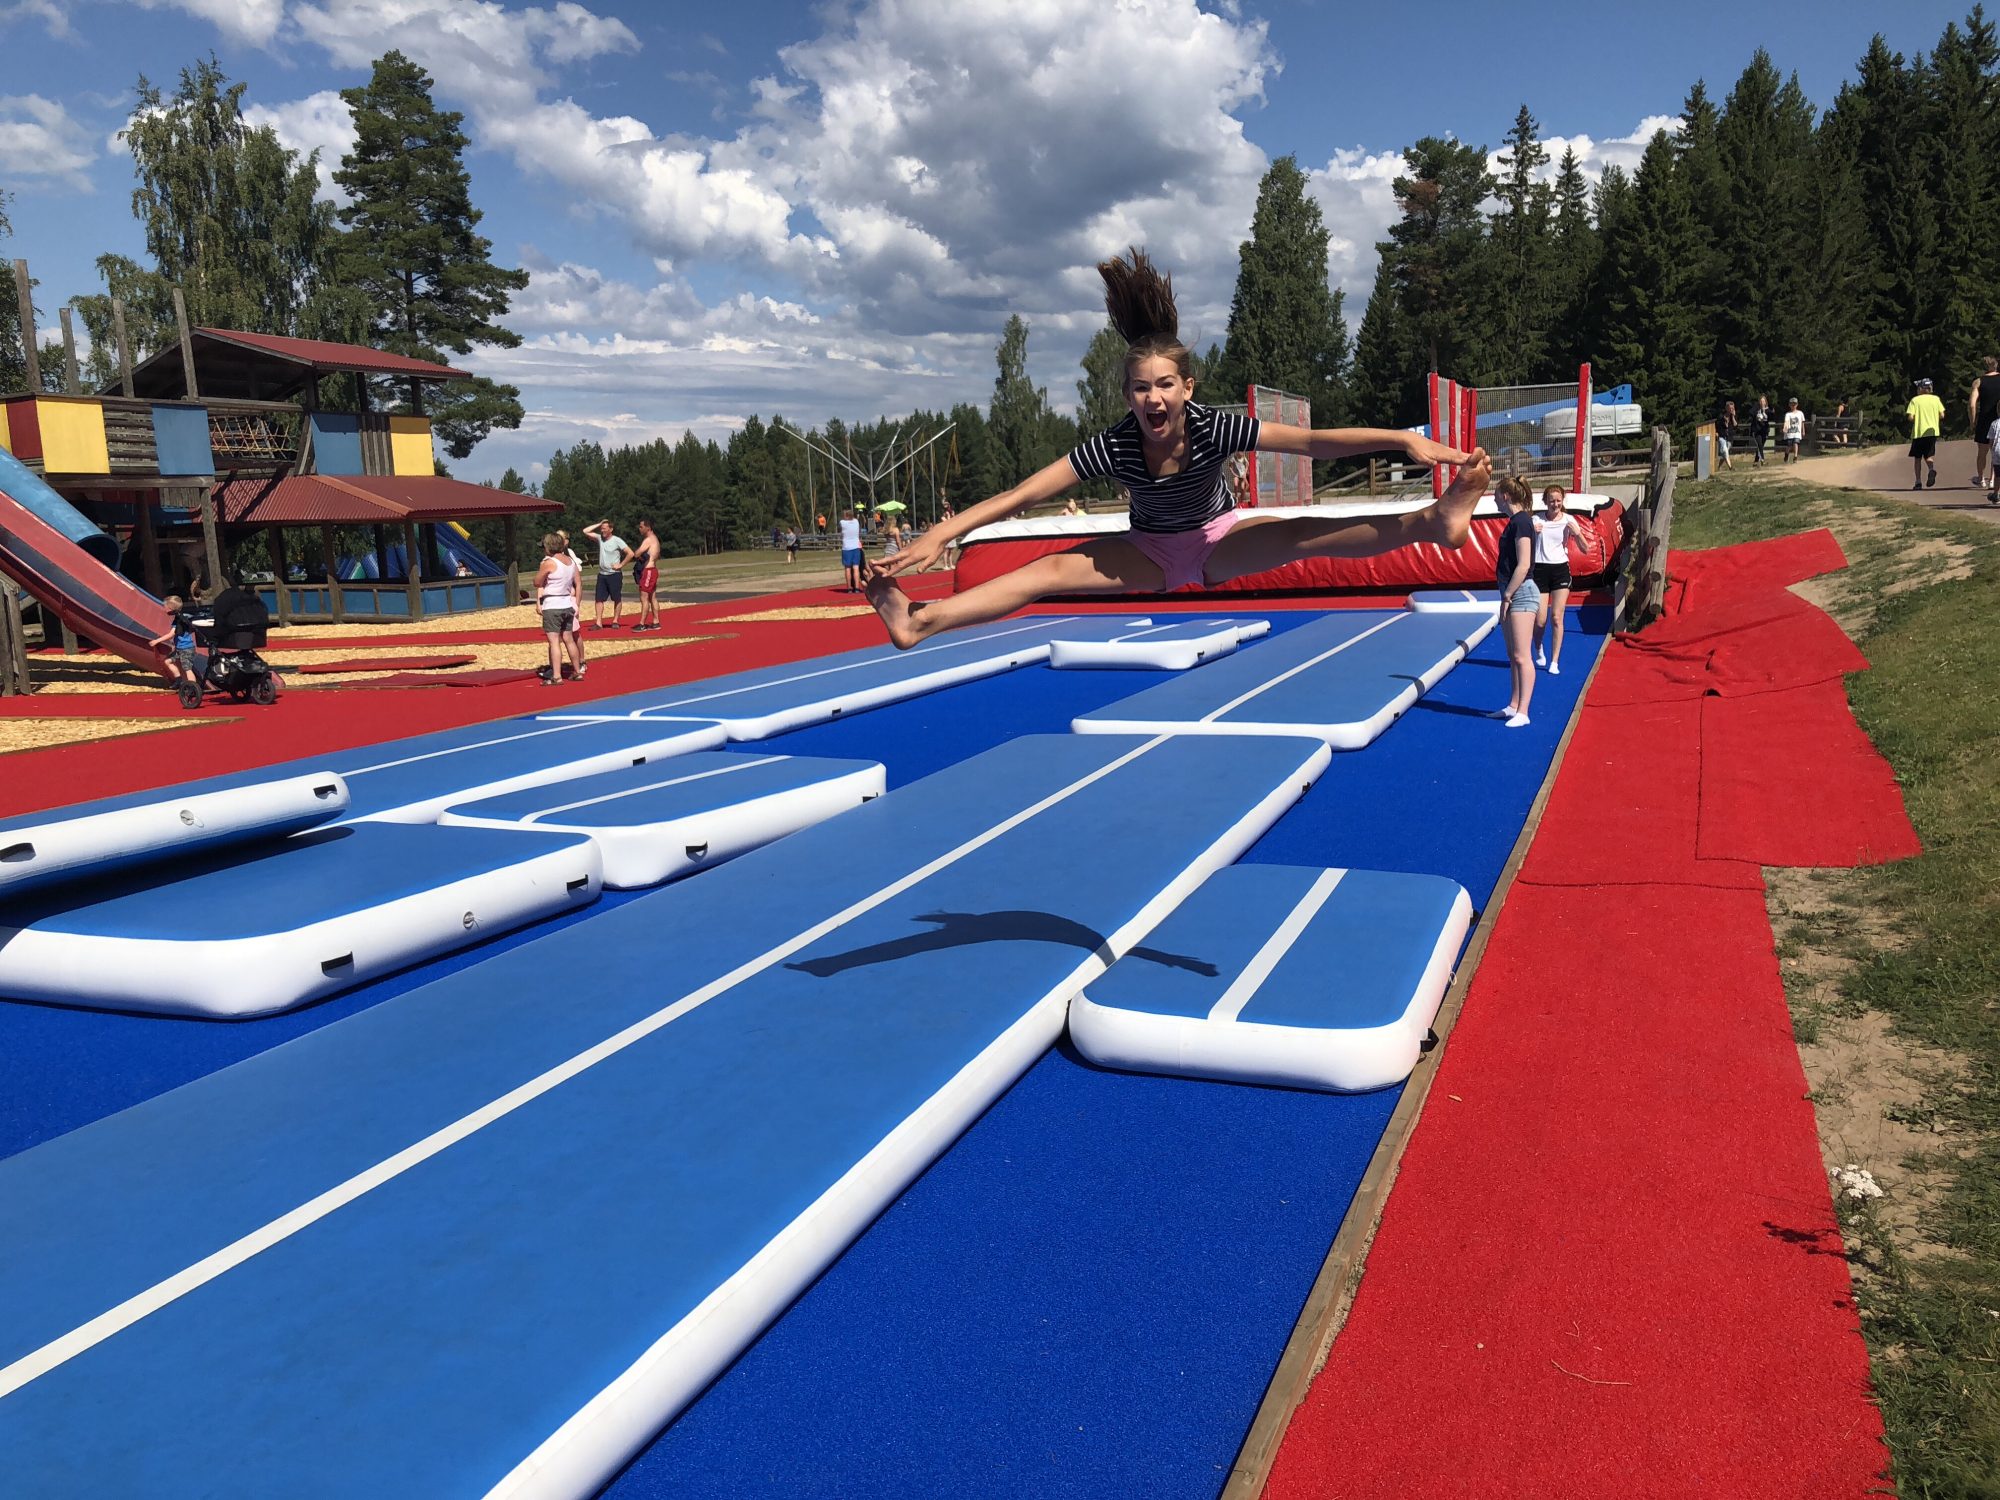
[
  {"xmin": 536, "ymin": 613, "xmax": 1152, "ymax": 736},
  {"xmin": 0, "ymin": 823, "xmax": 602, "ymax": 1017},
  {"xmin": 1073, "ymin": 608, "xmax": 1492, "ymax": 749},
  {"xmin": 0, "ymin": 731, "xmax": 1328, "ymax": 1500},
  {"xmin": 0, "ymin": 718, "xmax": 728, "ymax": 838},
  {"xmin": 440, "ymin": 751, "xmax": 885, "ymax": 888}
]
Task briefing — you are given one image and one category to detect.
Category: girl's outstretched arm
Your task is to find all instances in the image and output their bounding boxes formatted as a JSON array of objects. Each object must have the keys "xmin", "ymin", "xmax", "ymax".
[
  {"xmin": 870, "ymin": 455, "xmax": 1082, "ymax": 579},
  {"xmin": 1256, "ymin": 423, "xmax": 1467, "ymax": 468}
]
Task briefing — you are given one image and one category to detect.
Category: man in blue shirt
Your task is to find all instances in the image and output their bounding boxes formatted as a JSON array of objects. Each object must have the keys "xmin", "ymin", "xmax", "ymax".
[{"xmin": 591, "ymin": 520, "xmax": 632, "ymax": 628}]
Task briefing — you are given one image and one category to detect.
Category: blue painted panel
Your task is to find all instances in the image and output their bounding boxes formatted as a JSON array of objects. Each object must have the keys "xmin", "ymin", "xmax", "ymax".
[
  {"xmin": 1247, "ymin": 869, "xmax": 1465, "ymax": 1029},
  {"xmin": 310, "ymin": 414, "xmax": 364, "ymax": 476},
  {"xmin": 148, "ymin": 406, "xmax": 213, "ymax": 477}
]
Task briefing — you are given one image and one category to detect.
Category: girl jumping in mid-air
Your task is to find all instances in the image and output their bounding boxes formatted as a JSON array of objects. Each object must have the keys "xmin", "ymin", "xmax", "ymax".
[{"xmin": 865, "ymin": 249, "xmax": 1491, "ymax": 647}]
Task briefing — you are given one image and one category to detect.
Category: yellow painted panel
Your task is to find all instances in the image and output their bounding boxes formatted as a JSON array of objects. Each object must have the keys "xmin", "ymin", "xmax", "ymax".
[
  {"xmin": 36, "ymin": 398, "xmax": 111, "ymax": 474},
  {"xmin": 388, "ymin": 416, "xmax": 436, "ymax": 477},
  {"xmin": 0, "ymin": 403, "xmax": 11, "ymax": 454}
]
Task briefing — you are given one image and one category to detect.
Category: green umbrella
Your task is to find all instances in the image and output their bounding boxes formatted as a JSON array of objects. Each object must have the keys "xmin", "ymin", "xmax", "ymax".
[{"xmin": 874, "ymin": 501, "xmax": 908, "ymax": 513}]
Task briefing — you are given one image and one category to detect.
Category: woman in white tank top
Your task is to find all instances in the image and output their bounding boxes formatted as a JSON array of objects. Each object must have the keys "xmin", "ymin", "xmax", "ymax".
[
  {"xmin": 1530, "ymin": 487, "xmax": 1591, "ymax": 675},
  {"xmin": 534, "ymin": 533, "xmax": 586, "ymax": 685}
]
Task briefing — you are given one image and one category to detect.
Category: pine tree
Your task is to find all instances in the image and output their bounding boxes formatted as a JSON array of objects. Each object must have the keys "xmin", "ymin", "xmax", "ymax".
[
  {"xmin": 1714, "ymin": 52, "xmax": 1818, "ymax": 398},
  {"xmin": 988, "ymin": 314, "xmax": 1060, "ymax": 487},
  {"xmin": 1599, "ymin": 131, "xmax": 1712, "ymax": 437},
  {"xmin": 1546, "ymin": 147, "xmax": 1598, "ymax": 371},
  {"xmin": 1785, "ymin": 109, "xmax": 1876, "ymax": 418},
  {"xmin": 1487, "ymin": 105, "xmax": 1555, "ymax": 383},
  {"xmin": 1921, "ymin": 15, "xmax": 2000, "ymax": 421},
  {"xmin": 1214, "ymin": 155, "xmax": 1350, "ymax": 422},
  {"xmin": 121, "ymin": 57, "xmax": 342, "ymax": 338},
  {"xmin": 1384, "ymin": 137, "xmax": 1495, "ymax": 381},
  {"xmin": 1077, "ymin": 322, "xmax": 1128, "ymax": 436},
  {"xmin": 1579, "ymin": 165, "xmax": 1634, "ymax": 377},
  {"xmin": 0, "ymin": 186, "xmax": 24, "ymax": 393},
  {"xmin": 335, "ymin": 51, "xmax": 529, "ymax": 458},
  {"xmin": 1351, "ymin": 253, "xmax": 1422, "ymax": 425}
]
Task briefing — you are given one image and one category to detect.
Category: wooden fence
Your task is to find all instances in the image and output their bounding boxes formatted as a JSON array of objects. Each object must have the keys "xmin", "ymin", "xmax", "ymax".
[{"xmin": 1616, "ymin": 427, "xmax": 1675, "ymax": 632}]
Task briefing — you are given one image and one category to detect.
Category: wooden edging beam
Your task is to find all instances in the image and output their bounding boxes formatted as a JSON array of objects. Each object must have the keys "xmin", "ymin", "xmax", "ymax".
[{"xmin": 1222, "ymin": 632, "xmax": 1611, "ymax": 1497}]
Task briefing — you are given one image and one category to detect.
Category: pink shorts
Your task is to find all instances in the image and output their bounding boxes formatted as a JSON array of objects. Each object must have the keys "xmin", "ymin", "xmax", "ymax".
[{"xmin": 1129, "ymin": 509, "xmax": 1243, "ymax": 591}]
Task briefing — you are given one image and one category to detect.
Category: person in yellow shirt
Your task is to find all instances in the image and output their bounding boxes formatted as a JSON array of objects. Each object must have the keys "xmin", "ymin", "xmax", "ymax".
[{"xmin": 1907, "ymin": 377, "xmax": 1946, "ymax": 490}]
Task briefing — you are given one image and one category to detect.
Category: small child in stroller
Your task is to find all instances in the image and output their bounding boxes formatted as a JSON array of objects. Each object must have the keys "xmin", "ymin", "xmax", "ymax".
[{"xmin": 165, "ymin": 584, "xmax": 281, "ymax": 708}]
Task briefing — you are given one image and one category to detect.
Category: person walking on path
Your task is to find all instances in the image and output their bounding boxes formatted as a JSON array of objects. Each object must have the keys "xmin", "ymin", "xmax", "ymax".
[
  {"xmin": 1749, "ymin": 395, "xmax": 1773, "ymax": 464},
  {"xmin": 783, "ymin": 526, "xmax": 799, "ymax": 563},
  {"xmin": 590, "ymin": 521, "xmax": 632, "ymax": 628},
  {"xmin": 1780, "ymin": 398, "xmax": 1805, "ymax": 462},
  {"xmin": 1969, "ymin": 357, "xmax": 2000, "ymax": 487},
  {"xmin": 631, "ymin": 518, "xmax": 662, "ymax": 631},
  {"xmin": 1907, "ymin": 378, "xmax": 1946, "ymax": 490},
  {"xmin": 535, "ymin": 533, "xmax": 586, "ymax": 685},
  {"xmin": 1490, "ymin": 475, "xmax": 1539, "ymax": 729},
  {"xmin": 838, "ymin": 508, "xmax": 865, "ymax": 593},
  {"xmin": 1715, "ymin": 401, "xmax": 1738, "ymax": 469}
]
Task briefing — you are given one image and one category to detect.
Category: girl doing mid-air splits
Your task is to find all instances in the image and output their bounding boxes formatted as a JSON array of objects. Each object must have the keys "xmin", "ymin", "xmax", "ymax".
[{"xmin": 866, "ymin": 250, "xmax": 1491, "ymax": 647}]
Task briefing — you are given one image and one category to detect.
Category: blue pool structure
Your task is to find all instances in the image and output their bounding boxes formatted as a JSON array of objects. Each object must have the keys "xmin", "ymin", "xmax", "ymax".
[{"xmin": 0, "ymin": 603, "xmax": 1609, "ymax": 1500}]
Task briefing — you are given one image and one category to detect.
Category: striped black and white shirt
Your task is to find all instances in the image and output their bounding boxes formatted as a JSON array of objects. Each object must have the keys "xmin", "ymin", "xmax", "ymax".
[{"xmin": 1067, "ymin": 402, "xmax": 1261, "ymax": 534}]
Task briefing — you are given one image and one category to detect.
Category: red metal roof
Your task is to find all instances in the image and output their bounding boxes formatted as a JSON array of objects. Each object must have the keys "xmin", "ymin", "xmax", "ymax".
[
  {"xmin": 195, "ymin": 329, "xmax": 473, "ymax": 381},
  {"xmin": 214, "ymin": 474, "xmax": 558, "ymax": 526}
]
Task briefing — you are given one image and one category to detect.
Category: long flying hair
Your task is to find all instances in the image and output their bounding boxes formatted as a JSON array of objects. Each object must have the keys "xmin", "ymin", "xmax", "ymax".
[{"xmin": 1098, "ymin": 248, "xmax": 1193, "ymax": 381}]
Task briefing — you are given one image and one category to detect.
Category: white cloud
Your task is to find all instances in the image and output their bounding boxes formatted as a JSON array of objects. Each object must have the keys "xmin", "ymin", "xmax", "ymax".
[
  {"xmin": 0, "ymin": 0, "xmax": 71, "ymax": 40},
  {"xmin": 0, "ymin": 95, "xmax": 99, "ymax": 189},
  {"xmin": 1540, "ymin": 114, "xmax": 1683, "ymax": 182},
  {"xmin": 243, "ymin": 90, "xmax": 356, "ymax": 201},
  {"xmin": 134, "ymin": 0, "xmax": 284, "ymax": 46}
]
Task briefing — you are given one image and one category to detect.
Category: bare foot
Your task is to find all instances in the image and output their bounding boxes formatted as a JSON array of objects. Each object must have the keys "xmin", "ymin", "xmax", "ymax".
[
  {"xmin": 866, "ymin": 573, "xmax": 925, "ymax": 649},
  {"xmin": 1430, "ymin": 446, "xmax": 1491, "ymax": 548}
]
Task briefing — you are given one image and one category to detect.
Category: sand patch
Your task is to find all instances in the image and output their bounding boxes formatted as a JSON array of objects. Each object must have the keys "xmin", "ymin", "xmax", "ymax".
[
  {"xmin": 712, "ymin": 605, "xmax": 877, "ymax": 623},
  {"xmin": 0, "ymin": 716, "xmax": 211, "ymax": 756},
  {"xmin": 18, "ymin": 635, "xmax": 701, "ymax": 695}
]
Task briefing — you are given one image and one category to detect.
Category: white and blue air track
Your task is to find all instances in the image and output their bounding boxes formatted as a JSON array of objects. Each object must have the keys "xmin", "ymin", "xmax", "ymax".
[
  {"xmin": 1046, "ymin": 617, "xmax": 1271, "ymax": 671},
  {"xmin": 534, "ymin": 614, "xmax": 1152, "ymax": 737},
  {"xmin": 1068, "ymin": 863, "xmax": 1472, "ymax": 1093},
  {"xmin": 0, "ymin": 772, "xmax": 348, "ymax": 899},
  {"xmin": 0, "ymin": 733, "xmax": 1328, "ymax": 1499},
  {"xmin": 440, "ymin": 751, "xmax": 886, "ymax": 888},
  {"xmin": 0, "ymin": 823, "xmax": 603, "ymax": 1017},
  {"xmin": 1072, "ymin": 608, "xmax": 1494, "ymax": 749},
  {"xmin": 1407, "ymin": 589, "xmax": 1503, "ymax": 613}
]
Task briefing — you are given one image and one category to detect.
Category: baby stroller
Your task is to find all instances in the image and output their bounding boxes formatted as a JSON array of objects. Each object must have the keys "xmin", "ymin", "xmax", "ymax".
[{"xmin": 178, "ymin": 586, "xmax": 280, "ymax": 709}]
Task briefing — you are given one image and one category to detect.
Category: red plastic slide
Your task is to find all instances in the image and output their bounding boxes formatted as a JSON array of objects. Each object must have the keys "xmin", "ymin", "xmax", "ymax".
[{"xmin": 0, "ymin": 478, "xmax": 175, "ymax": 682}]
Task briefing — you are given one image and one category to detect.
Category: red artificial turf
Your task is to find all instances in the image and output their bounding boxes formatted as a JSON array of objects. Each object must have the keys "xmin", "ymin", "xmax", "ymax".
[
  {"xmin": 1699, "ymin": 682, "xmax": 1921, "ymax": 867},
  {"xmin": 1271, "ymin": 528, "xmax": 1902, "ymax": 1497},
  {"xmin": 291, "ymin": 668, "xmax": 544, "ymax": 689},
  {"xmin": 1267, "ymin": 881, "xmax": 1888, "ymax": 1500}
]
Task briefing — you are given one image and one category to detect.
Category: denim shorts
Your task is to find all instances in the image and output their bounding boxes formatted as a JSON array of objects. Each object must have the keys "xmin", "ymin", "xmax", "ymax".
[{"xmin": 1506, "ymin": 578, "xmax": 1542, "ymax": 614}]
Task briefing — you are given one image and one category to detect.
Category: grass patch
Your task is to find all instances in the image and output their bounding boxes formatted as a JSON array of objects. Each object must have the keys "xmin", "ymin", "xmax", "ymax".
[{"xmin": 1672, "ymin": 471, "xmax": 2000, "ymax": 1497}]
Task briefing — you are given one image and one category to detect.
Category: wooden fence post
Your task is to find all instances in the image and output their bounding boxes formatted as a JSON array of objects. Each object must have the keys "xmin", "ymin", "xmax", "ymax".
[
  {"xmin": 403, "ymin": 520, "xmax": 423, "ymax": 618},
  {"xmin": 0, "ymin": 582, "xmax": 31, "ymax": 695},
  {"xmin": 11, "ymin": 260, "xmax": 39, "ymax": 392},
  {"xmin": 267, "ymin": 525, "xmax": 292, "ymax": 626},
  {"xmin": 1617, "ymin": 427, "xmax": 1676, "ymax": 633},
  {"xmin": 321, "ymin": 524, "xmax": 346, "ymax": 623}
]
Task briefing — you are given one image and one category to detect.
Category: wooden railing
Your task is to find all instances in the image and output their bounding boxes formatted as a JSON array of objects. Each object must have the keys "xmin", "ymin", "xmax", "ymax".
[{"xmin": 1617, "ymin": 427, "xmax": 1675, "ymax": 632}]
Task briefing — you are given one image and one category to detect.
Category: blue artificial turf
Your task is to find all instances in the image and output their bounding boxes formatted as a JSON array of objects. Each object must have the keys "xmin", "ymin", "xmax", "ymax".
[{"xmin": 0, "ymin": 605, "xmax": 1606, "ymax": 1498}]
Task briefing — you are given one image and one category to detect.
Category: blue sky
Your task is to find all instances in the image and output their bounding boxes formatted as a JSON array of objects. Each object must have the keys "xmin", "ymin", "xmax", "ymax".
[{"xmin": 0, "ymin": 0, "xmax": 1978, "ymax": 483}]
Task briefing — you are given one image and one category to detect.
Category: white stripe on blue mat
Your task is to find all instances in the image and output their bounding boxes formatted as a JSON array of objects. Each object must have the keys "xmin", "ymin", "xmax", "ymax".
[
  {"xmin": 1073, "ymin": 608, "xmax": 1494, "ymax": 749},
  {"xmin": 0, "ymin": 732, "xmax": 1329, "ymax": 1500}
]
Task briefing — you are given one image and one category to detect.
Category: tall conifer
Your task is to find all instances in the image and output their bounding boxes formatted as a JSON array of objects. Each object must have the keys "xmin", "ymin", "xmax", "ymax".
[
  {"xmin": 335, "ymin": 51, "xmax": 529, "ymax": 458},
  {"xmin": 1487, "ymin": 105, "xmax": 1554, "ymax": 382},
  {"xmin": 1214, "ymin": 155, "xmax": 1350, "ymax": 422},
  {"xmin": 1600, "ymin": 132, "xmax": 1712, "ymax": 435}
]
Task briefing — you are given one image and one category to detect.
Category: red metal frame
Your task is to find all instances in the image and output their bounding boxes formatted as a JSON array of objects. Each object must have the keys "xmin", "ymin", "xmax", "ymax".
[{"xmin": 1243, "ymin": 384, "xmax": 1260, "ymax": 508}]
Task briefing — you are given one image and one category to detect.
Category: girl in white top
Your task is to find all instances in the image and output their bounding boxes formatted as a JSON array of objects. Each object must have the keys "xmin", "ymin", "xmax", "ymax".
[
  {"xmin": 1530, "ymin": 486, "xmax": 1590, "ymax": 674},
  {"xmin": 534, "ymin": 532, "xmax": 586, "ymax": 685}
]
